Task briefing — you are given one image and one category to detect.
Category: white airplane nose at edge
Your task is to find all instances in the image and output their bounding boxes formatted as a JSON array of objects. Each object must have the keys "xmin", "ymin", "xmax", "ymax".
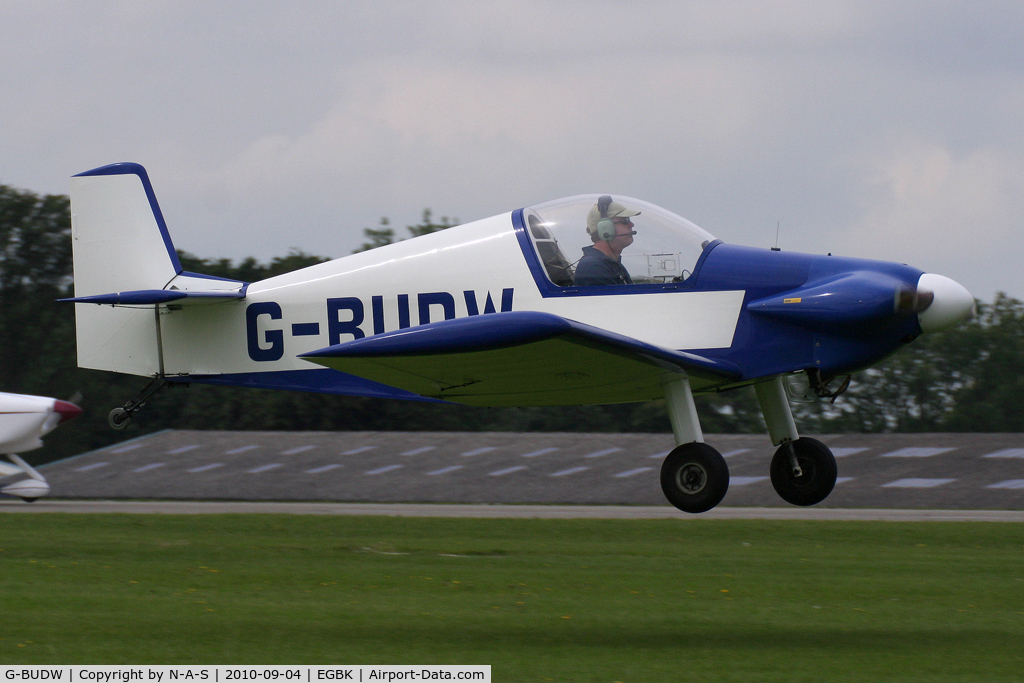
[{"xmin": 0, "ymin": 391, "xmax": 83, "ymax": 502}]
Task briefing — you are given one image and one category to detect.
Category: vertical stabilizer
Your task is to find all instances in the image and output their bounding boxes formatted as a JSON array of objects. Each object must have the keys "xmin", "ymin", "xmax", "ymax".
[
  {"xmin": 69, "ymin": 163, "xmax": 182, "ymax": 376},
  {"xmin": 71, "ymin": 163, "xmax": 181, "ymax": 296}
]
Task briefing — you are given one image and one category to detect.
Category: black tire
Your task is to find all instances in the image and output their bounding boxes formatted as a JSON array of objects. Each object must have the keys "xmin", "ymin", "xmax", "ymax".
[
  {"xmin": 660, "ymin": 442, "xmax": 730, "ymax": 513},
  {"xmin": 770, "ymin": 437, "xmax": 837, "ymax": 506},
  {"xmin": 108, "ymin": 407, "xmax": 131, "ymax": 431}
]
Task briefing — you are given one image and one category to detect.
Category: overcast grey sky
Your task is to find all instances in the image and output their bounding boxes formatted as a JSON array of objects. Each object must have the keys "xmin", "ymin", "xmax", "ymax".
[{"xmin": 3, "ymin": 1, "xmax": 1022, "ymax": 300}]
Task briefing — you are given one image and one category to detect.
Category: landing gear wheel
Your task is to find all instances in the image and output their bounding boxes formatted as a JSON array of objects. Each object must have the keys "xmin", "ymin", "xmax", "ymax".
[
  {"xmin": 106, "ymin": 375, "xmax": 167, "ymax": 431},
  {"xmin": 770, "ymin": 437, "xmax": 837, "ymax": 506},
  {"xmin": 108, "ymin": 407, "xmax": 131, "ymax": 431},
  {"xmin": 660, "ymin": 443, "xmax": 730, "ymax": 513}
]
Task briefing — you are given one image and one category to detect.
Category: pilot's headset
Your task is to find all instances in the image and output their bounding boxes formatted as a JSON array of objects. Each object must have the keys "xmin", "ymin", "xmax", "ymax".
[{"xmin": 595, "ymin": 195, "xmax": 617, "ymax": 242}]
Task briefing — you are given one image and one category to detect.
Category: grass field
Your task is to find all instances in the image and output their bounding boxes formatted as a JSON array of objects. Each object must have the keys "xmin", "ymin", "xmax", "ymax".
[{"xmin": 0, "ymin": 513, "xmax": 1022, "ymax": 681}]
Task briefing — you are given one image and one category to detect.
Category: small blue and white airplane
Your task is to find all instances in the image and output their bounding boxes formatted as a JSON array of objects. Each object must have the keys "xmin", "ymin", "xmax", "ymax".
[
  {"xmin": 0, "ymin": 391, "xmax": 82, "ymax": 501},
  {"xmin": 62, "ymin": 162, "xmax": 974, "ymax": 513}
]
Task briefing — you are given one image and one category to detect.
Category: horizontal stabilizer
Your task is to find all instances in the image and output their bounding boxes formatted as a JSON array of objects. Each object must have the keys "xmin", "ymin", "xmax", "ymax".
[
  {"xmin": 60, "ymin": 288, "xmax": 245, "ymax": 305},
  {"xmin": 301, "ymin": 311, "xmax": 739, "ymax": 406}
]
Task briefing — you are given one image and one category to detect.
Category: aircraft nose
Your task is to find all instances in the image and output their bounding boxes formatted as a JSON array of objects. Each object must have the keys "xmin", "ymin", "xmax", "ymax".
[
  {"xmin": 916, "ymin": 273, "xmax": 975, "ymax": 333},
  {"xmin": 54, "ymin": 399, "xmax": 83, "ymax": 424}
]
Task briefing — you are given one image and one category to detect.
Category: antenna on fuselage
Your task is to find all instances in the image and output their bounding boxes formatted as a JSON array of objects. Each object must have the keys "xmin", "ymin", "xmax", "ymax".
[{"xmin": 771, "ymin": 221, "xmax": 781, "ymax": 252}]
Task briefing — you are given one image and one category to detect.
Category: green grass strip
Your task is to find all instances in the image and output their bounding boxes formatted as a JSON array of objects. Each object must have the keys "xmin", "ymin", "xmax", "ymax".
[{"xmin": 1, "ymin": 514, "xmax": 1022, "ymax": 681}]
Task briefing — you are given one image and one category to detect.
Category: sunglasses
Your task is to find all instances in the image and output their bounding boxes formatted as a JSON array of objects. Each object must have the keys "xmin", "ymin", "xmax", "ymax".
[
  {"xmin": 613, "ymin": 219, "xmax": 636, "ymax": 235},
  {"xmin": 613, "ymin": 219, "xmax": 637, "ymax": 235}
]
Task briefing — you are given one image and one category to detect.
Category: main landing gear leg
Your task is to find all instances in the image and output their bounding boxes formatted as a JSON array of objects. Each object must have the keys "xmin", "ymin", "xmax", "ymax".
[
  {"xmin": 754, "ymin": 376, "xmax": 837, "ymax": 506},
  {"xmin": 108, "ymin": 374, "xmax": 167, "ymax": 431},
  {"xmin": 659, "ymin": 374, "xmax": 729, "ymax": 513}
]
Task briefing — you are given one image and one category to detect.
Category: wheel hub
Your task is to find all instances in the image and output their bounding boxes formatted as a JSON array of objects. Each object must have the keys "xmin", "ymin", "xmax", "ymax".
[
  {"xmin": 676, "ymin": 463, "xmax": 707, "ymax": 494},
  {"xmin": 790, "ymin": 458, "xmax": 817, "ymax": 487}
]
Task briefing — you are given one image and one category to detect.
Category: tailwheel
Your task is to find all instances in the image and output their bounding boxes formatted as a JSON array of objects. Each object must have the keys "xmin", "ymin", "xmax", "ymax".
[
  {"xmin": 770, "ymin": 437, "xmax": 837, "ymax": 506},
  {"xmin": 107, "ymin": 374, "xmax": 167, "ymax": 431},
  {"xmin": 660, "ymin": 442, "xmax": 729, "ymax": 513},
  {"xmin": 108, "ymin": 407, "xmax": 131, "ymax": 431}
]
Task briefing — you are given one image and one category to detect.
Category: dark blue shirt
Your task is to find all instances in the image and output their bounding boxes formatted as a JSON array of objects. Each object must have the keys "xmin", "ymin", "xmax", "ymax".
[{"xmin": 574, "ymin": 246, "xmax": 633, "ymax": 286}]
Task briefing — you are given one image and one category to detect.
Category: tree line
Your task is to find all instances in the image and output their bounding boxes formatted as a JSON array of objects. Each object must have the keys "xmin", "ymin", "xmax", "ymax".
[{"xmin": 1, "ymin": 181, "xmax": 1020, "ymax": 464}]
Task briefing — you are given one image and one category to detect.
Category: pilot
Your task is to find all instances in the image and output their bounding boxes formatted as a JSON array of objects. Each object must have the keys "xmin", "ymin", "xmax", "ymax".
[{"xmin": 573, "ymin": 195, "xmax": 640, "ymax": 286}]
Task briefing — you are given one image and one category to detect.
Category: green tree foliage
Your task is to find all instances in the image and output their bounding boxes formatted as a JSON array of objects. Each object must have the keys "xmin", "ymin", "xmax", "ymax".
[
  {"xmin": 2, "ymin": 180, "xmax": 1023, "ymax": 466},
  {"xmin": 353, "ymin": 209, "xmax": 457, "ymax": 253},
  {"xmin": 355, "ymin": 217, "xmax": 396, "ymax": 253},
  {"xmin": 0, "ymin": 186, "xmax": 73, "ymax": 393},
  {"xmin": 405, "ymin": 209, "xmax": 457, "ymax": 239},
  {"xmin": 178, "ymin": 249, "xmax": 330, "ymax": 281},
  {"xmin": 917, "ymin": 295, "xmax": 1024, "ymax": 431}
]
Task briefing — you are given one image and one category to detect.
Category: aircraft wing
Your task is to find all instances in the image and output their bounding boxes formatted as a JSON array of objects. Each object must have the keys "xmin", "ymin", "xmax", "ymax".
[{"xmin": 301, "ymin": 311, "xmax": 740, "ymax": 406}]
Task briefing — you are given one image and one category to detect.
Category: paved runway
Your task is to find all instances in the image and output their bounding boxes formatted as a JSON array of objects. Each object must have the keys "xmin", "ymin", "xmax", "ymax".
[
  {"xmin": 2, "ymin": 499, "xmax": 1023, "ymax": 521},
  {"xmin": 7, "ymin": 430, "xmax": 1024, "ymax": 510}
]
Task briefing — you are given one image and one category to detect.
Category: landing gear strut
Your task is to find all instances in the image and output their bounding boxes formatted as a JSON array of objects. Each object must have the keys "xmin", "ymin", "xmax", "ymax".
[
  {"xmin": 659, "ymin": 374, "xmax": 729, "ymax": 513},
  {"xmin": 108, "ymin": 374, "xmax": 166, "ymax": 430},
  {"xmin": 108, "ymin": 305, "xmax": 171, "ymax": 431},
  {"xmin": 2, "ymin": 454, "xmax": 50, "ymax": 502}
]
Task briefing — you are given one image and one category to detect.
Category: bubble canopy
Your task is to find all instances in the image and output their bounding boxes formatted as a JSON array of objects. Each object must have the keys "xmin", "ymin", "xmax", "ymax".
[{"xmin": 521, "ymin": 195, "xmax": 717, "ymax": 288}]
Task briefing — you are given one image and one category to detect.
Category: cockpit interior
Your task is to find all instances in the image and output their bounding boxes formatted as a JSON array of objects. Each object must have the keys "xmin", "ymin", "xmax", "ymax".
[{"xmin": 522, "ymin": 195, "xmax": 716, "ymax": 288}]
